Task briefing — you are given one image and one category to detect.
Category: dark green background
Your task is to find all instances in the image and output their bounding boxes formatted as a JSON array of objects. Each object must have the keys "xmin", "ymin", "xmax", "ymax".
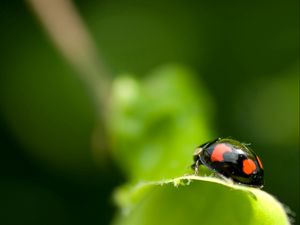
[{"xmin": 0, "ymin": 0, "xmax": 298, "ymax": 224}]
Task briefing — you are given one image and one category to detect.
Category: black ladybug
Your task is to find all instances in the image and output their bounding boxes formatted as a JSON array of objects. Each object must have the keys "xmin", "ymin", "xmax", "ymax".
[{"xmin": 192, "ymin": 138, "xmax": 264, "ymax": 188}]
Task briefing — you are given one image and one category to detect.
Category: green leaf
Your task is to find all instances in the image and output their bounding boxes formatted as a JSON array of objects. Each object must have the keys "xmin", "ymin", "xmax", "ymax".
[
  {"xmin": 113, "ymin": 175, "xmax": 291, "ymax": 225},
  {"xmin": 108, "ymin": 65, "xmax": 215, "ymax": 181}
]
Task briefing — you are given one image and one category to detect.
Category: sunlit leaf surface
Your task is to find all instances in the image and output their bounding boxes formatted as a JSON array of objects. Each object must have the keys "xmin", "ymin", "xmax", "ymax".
[{"xmin": 113, "ymin": 175, "xmax": 291, "ymax": 225}]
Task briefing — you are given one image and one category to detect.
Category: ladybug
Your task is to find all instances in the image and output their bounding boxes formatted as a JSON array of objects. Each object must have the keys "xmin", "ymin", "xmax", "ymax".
[{"xmin": 192, "ymin": 138, "xmax": 264, "ymax": 188}]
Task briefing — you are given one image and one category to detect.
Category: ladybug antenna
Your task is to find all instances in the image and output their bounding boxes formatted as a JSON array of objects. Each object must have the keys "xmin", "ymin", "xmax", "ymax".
[{"xmin": 243, "ymin": 142, "xmax": 252, "ymax": 146}]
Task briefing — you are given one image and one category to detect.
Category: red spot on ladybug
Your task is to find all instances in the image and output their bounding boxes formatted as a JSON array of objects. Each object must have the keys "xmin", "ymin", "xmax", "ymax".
[
  {"xmin": 256, "ymin": 156, "xmax": 263, "ymax": 169},
  {"xmin": 211, "ymin": 143, "xmax": 232, "ymax": 162},
  {"xmin": 242, "ymin": 159, "xmax": 257, "ymax": 175}
]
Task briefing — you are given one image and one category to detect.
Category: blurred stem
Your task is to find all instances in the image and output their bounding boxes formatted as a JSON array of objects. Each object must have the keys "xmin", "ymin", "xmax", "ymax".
[
  {"xmin": 27, "ymin": 0, "xmax": 111, "ymax": 163},
  {"xmin": 27, "ymin": 0, "xmax": 110, "ymax": 110}
]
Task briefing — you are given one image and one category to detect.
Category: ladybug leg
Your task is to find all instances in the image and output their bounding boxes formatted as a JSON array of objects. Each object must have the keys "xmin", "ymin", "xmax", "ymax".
[
  {"xmin": 193, "ymin": 159, "xmax": 201, "ymax": 175},
  {"xmin": 215, "ymin": 173, "xmax": 234, "ymax": 185}
]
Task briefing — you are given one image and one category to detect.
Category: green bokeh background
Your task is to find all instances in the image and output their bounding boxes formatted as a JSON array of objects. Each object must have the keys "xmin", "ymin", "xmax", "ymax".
[{"xmin": 0, "ymin": 0, "xmax": 298, "ymax": 224}]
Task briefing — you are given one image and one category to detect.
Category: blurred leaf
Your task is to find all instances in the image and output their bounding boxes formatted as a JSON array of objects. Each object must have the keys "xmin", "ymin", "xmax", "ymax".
[
  {"xmin": 113, "ymin": 175, "xmax": 291, "ymax": 225},
  {"xmin": 108, "ymin": 65, "xmax": 214, "ymax": 181}
]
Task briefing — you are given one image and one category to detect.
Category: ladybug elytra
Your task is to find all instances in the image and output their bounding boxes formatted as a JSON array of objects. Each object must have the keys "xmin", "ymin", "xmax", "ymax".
[{"xmin": 192, "ymin": 138, "xmax": 264, "ymax": 188}]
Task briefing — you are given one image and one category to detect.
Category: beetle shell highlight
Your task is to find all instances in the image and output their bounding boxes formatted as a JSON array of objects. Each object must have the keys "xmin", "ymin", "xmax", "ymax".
[{"xmin": 192, "ymin": 138, "xmax": 264, "ymax": 188}]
